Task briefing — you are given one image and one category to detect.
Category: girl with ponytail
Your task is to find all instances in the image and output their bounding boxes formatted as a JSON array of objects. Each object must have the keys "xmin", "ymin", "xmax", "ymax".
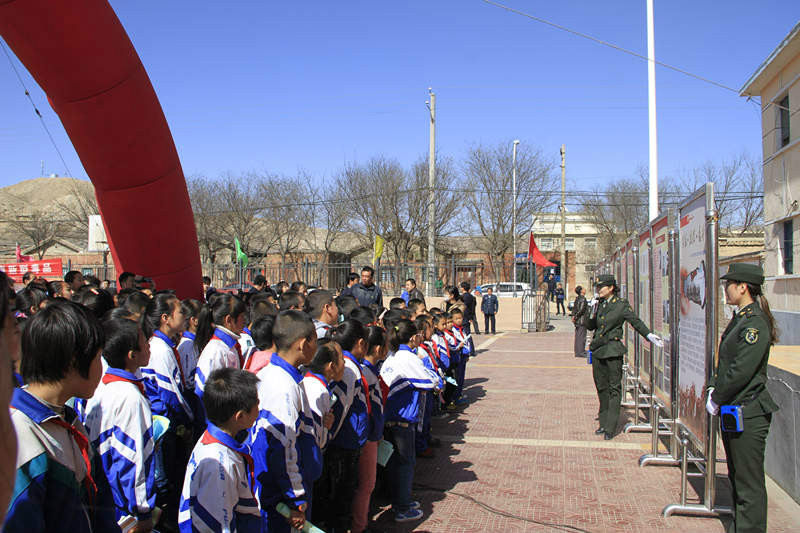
[{"xmin": 193, "ymin": 293, "xmax": 246, "ymax": 401}]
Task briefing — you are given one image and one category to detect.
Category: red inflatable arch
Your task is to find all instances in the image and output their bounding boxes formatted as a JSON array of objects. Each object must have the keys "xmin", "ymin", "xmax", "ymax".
[{"xmin": 0, "ymin": 0, "xmax": 202, "ymax": 299}]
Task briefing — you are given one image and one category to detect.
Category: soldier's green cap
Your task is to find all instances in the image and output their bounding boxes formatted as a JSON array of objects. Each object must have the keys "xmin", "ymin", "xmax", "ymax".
[
  {"xmin": 595, "ymin": 274, "xmax": 616, "ymax": 287},
  {"xmin": 720, "ymin": 263, "xmax": 764, "ymax": 286}
]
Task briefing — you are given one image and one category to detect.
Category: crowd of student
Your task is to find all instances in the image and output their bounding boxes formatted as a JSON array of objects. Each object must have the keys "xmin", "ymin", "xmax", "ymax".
[{"xmin": 1, "ymin": 265, "xmax": 476, "ymax": 533}]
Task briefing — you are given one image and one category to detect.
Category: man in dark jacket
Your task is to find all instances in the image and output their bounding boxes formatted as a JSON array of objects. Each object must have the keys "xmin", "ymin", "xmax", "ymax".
[
  {"xmin": 404, "ymin": 278, "xmax": 426, "ymax": 307},
  {"xmin": 460, "ymin": 282, "xmax": 479, "ymax": 335},
  {"xmin": 350, "ymin": 266, "xmax": 384, "ymax": 309},
  {"xmin": 481, "ymin": 287, "xmax": 499, "ymax": 334}
]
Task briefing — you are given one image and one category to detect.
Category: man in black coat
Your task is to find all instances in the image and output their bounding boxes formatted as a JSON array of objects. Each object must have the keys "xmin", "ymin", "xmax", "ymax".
[
  {"xmin": 460, "ymin": 282, "xmax": 480, "ymax": 336},
  {"xmin": 350, "ymin": 266, "xmax": 384, "ymax": 309}
]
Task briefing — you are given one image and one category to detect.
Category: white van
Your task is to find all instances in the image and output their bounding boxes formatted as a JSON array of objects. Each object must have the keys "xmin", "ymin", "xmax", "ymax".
[{"xmin": 479, "ymin": 282, "xmax": 532, "ymax": 297}]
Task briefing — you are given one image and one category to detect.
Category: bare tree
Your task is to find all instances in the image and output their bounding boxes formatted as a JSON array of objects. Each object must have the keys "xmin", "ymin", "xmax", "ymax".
[
  {"xmin": 187, "ymin": 176, "xmax": 228, "ymax": 265},
  {"xmin": 260, "ymin": 175, "xmax": 306, "ymax": 277},
  {"xmin": 303, "ymin": 172, "xmax": 350, "ymax": 286},
  {"xmin": 10, "ymin": 209, "xmax": 64, "ymax": 259},
  {"xmin": 677, "ymin": 152, "xmax": 763, "ymax": 235},
  {"xmin": 409, "ymin": 154, "xmax": 464, "ymax": 247},
  {"xmin": 462, "ymin": 141, "xmax": 558, "ymax": 281},
  {"xmin": 53, "ymin": 179, "xmax": 98, "ymax": 242},
  {"xmin": 215, "ymin": 173, "xmax": 267, "ymax": 263}
]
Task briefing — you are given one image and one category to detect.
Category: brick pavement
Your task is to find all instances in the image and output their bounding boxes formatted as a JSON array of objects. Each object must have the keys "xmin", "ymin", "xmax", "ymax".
[{"xmin": 368, "ymin": 319, "xmax": 800, "ymax": 533}]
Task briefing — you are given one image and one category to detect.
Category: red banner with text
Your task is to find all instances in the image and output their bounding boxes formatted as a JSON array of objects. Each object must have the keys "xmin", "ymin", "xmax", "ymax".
[{"xmin": 0, "ymin": 258, "xmax": 64, "ymax": 282}]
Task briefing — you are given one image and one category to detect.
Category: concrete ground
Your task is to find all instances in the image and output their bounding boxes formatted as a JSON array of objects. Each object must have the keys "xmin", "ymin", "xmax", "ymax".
[{"xmin": 366, "ymin": 310, "xmax": 800, "ymax": 533}]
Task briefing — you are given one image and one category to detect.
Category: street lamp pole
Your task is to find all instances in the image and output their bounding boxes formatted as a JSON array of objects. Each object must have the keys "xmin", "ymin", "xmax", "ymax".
[
  {"xmin": 426, "ymin": 89, "xmax": 436, "ymax": 298},
  {"xmin": 512, "ymin": 139, "xmax": 520, "ymax": 297}
]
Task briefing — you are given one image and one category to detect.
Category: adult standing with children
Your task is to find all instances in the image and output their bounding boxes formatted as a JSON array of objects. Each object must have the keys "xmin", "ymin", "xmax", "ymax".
[
  {"xmin": 586, "ymin": 275, "xmax": 662, "ymax": 440},
  {"xmin": 351, "ymin": 266, "xmax": 384, "ymax": 309},
  {"xmin": 707, "ymin": 264, "xmax": 778, "ymax": 533}
]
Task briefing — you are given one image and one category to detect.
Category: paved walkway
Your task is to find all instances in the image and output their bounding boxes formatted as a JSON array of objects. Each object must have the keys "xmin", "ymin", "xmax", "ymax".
[{"xmin": 370, "ymin": 316, "xmax": 800, "ymax": 532}]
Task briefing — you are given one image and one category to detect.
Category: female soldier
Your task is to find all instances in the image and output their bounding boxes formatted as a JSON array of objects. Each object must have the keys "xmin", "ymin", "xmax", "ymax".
[
  {"xmin": 586, "ymin": 275, "xmax": 662, "ymax": 440},
  {"xmin": 707, "ymin": 263, "xmax": 778, "ymax": 533},
  {"xmin": 571, "ymin": 286, "xmax": 588, "ymax": 358}
]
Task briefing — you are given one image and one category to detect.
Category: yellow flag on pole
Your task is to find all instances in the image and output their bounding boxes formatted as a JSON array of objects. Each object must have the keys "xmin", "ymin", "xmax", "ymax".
[{"xmin": 373, "ymin": 234, "xmax": 385, "ymax": 267}]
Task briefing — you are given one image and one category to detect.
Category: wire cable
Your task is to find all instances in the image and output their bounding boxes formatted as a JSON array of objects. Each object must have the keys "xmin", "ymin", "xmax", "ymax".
[
  {"xmin": 413, "ymin": 482, "xmax": 595, "ymax": 533},
  {"xmin": 480, "ymin": 0, "xmax": 742, "ymax": 95},
  {"xmin": 1, "ymin": 39, "xmax": 74, "ymax": 178}
]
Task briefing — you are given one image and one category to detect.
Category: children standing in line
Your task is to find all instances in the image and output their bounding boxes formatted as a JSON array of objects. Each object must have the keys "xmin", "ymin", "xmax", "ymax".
[
  {"xmin": 413, "ymin": 315, "xmax": 444, "ymax": 458},
  {"xmin": 6, "ymin": 301, "xmax": 119, "ymax": 533},
  {"xmin": 250, "ymin": 310, "xmax": 317, "ymax": 533},
  {"xmin": 314, "ymin": 320, "xmax": 370, "ymax": 533},
  {"xmin": 85, "ymin": 316, "xmax": 156, "ymax": 533},
  {"xmin": 450, "ymin": 308, "xmax": 472, "ymax": 407},
  {"xmin": 179, "ymin": 368, "xmax": 261, "ymax": 533},
  {"xmin": 299, "ymin": 339, "xmax": 344, "ymax": 515},
  {"xmin": 351, "ymin": 325, "xmax": 388, "ymax": 533},
  {"xmin": 379, "ymin": 319, "xmax": 440, "ymax": 523}
]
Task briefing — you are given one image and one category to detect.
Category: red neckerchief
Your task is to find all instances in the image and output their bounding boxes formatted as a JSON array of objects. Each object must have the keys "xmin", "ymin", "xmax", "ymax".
[
  {"xmin": 304, "ymin": 372, "xmax": 328, "ymax": 389},
  {"xmin": 343, "ymin": 352, "xmax": 372, "ymax": 417},
  {"xmin": 102, "ymin": 373, "xmax": 145, "ymax": 397},
  {"xmin": 50, "ymin": 418, "xmax": 97, "ymax": 505},
  {"xmin": 418, "ymin": 342, "xmax": 440, "ymax": 373},
  {"xmin": 201, "ymin": 430, "xmax": 255, "ymax": 497},
  {"xmin": 378, "ymin": 376, "xmax": 389, "ymax": 405},
  {"xmin": 154, "ymin": 332, "xmax": 186, "ymax": 388},
  {"xmin": 212, "ymin": 335, "xmax": 244, "ymax": 368}
]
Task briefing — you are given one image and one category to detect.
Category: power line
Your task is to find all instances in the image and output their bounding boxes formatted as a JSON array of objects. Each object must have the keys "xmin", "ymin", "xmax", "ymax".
[
  {"xmin": 1, "ymin": 39, "xmax": 74, "ymax": 178},
  {"xmin": 480, "ymin": 0, "xmax": 741, "ymax": 94}
]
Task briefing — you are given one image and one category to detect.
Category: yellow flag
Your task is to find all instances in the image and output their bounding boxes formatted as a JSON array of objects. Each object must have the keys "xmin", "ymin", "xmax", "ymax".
[{"xmin": 373, "ymin": 234, "xmax": 385, "ymax": 266}]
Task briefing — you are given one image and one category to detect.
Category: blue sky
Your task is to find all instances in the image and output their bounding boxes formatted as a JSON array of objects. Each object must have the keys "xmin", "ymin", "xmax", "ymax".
[{"xmin": 1, "ymin": 1, "xmax": 798, "ymax": 204}]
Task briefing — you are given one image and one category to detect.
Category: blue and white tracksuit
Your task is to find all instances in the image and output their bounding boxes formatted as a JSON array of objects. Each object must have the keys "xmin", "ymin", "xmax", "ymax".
[
  {"xmin": 330, "ymin": 351, "xmax": 369, "ymax": 450},
  {"xmin": 360, "ymin": 359, "xmax": 385, "ymax": 443},
  {"xmin": 312, "ymin": 319, "xmax": 333, "ymax": 340},
  {"xmin": 179, "ymin": 423, "xmax": 260, "ymax": 533},
  {"xmin": 249, "ymin": 353, "xmax": 310, "ymax": 533},
  {"xmin": 452, "ymin": 325, "xmax": 472, "ymax": 400},
  {"xmin": 5, "ymin": 388, "xmax": 118, "ymax": 533},
  {"xmin": 195, "ymin": 327, "xmax": 242, "ymax": 400},
  {"xmin": 415, "ymin": 342, "xmax": 444, "ymax": 452},
  {"xmin": 298, "ymin": 371, "xmax": 332, "ymax": 510},
  {"xmin": 177, "ymin": 331, "xmax": 200, "ymax": 392},
  {"xmin": 431, "ymin": 332, "xmax": 451, "ymax": 371},
  {"xmin": 379, "ymin": 345, "xmax": 440, "ymax": 513},
  {"xmin": 238, "ymin": 327, "xmax": 256, "ymax": 364},
  {"xmin": 84, "ymin": 368, "xmax": 155, "ymax": 523},
  {"xmin": 142, "ymin": 330, "xmax": 194, "ymax": 426}
]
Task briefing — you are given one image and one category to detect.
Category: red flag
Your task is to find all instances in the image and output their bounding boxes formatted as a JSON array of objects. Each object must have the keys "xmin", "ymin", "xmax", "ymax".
[
  {"xmin": 15, "ymin": 243, "xmax": 32, "ymax": 263},
  {"xmin": 528, "ymin": 232, "xmax": 556, "ymax": 267}
]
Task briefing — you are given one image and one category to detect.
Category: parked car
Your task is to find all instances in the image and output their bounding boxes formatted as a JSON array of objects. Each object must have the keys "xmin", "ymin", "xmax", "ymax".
[{"xmin": 478, "ymin": 282, "xmax": 531, "ymax": 297}]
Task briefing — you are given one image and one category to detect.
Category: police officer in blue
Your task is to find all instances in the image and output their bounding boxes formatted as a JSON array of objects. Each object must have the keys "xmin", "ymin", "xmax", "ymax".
[
  {"xmin": 586, "ymin": 275, "xmax": 662, "ymax": 439},
  {"xmin": 707, "ymin": 263, "xmax": 778, "ymax": 533}
]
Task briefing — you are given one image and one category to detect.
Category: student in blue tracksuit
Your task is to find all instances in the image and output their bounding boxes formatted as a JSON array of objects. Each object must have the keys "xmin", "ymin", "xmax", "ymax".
[
  {"xmin": 85, "ymin": 316, "xmax": 156, "ymax": 533},
  {"xmin": 414, "ymin": 315, "xmax": 444, "ymax": 458},
  {"xmin": 351, "ymin": 325, "xmax": 389, "ymax": 533},
  {"xmin": 450, "ymin": 307, "xmax": 472, "ymax": 406},
  {"xmin": 179, "ymin": 368, "xmax": 261, "ymax": 533},
  {"xmin": 5, "ymin": 301, "xmax": 118, "ymax": 533},
  {"xmin": 249, "ymin": 311, "xmax": 317, "ymax": 533},
  {"xmin": 298, "ymin": 339, "xmax": 345, "ymax": 518},
  {"xmin": 379, "ymin": 319, "xmax": 440, "ymax": 523},
  {"xmin": 142, "ymin": 292, "xmax": 193, "ymax": 530},
  {"xmin": 313, "ymin": 320, "xmax": 370, "ymax": 533}
]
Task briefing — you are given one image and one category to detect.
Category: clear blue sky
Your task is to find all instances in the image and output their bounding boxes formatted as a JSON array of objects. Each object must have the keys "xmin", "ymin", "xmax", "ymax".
[{"xmin": 1, "ymin": 1, "xmax": 798, "ymax": 203}]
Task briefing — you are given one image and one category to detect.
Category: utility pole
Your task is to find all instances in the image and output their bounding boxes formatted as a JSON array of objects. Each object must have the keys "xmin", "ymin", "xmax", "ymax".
[
  {"xmin": 426, "ymin": 88, "xmax": 436, "ymax": 298},
  {"xmin": 560, "ymin": 144, "xmax": 567, "ymax": 297},
  {"xmin": 512, "ymin": 140, "xmax": 519, "ymax": 296},
  {"xmin": 647, "ymin": 0, "xmax": 659, "ymax": 221}
]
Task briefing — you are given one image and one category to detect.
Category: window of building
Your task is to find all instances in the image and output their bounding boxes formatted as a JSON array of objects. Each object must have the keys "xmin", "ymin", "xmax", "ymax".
[
  {"xmin": 540, "ymin": 238, "xmax": 553, "ymax": 250},
  {"xmin": 584, "ymin": 237, "xmax": 597, "ymax": 249},
  {"xmin": 565, "ymin": 237, "xmax": 575, "ymax": 251},
  {"xmin": 783, "ymin": 219, "xmax": 793, "ymax": 275},
  {"xmin": 779, "ymin": 95, "xmax": 790, "ymax": 149}
]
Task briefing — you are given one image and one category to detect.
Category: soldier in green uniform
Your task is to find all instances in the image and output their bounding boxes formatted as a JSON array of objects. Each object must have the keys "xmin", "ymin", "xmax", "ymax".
[
  {"xmin": 586, "ymin": 275, "xmax": 662, "ymax": 440},
  {"xmin": 707, "ymin": 263, "xmax": 778, "ymax": 533}
]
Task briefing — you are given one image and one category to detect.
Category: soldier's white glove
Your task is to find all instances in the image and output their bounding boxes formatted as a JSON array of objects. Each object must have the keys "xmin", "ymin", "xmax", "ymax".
[
  {"xmin": 647, "ymin": 333, "xmax": 663, "ymax": 348},
  {"xmin": 588, "ymin": 298, "xmax": 599, "ymax": 307},
  {"xmin": 705, "ymin": 392, "xmax": 719, "ymax": 416}
]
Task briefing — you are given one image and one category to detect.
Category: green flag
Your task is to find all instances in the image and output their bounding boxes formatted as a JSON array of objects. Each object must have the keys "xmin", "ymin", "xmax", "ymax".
[{"xmin": 234, "ymin": 237, "xmax": 248, "ymax": 268}]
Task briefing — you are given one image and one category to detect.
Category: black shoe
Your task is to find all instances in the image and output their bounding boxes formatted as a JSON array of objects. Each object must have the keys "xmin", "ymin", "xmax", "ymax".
[
  {"xmin": 604, "ymin": 432, "xmax": 614, "ymax": 440},
  {"xmin": 594, "ymin": 427, "xmax": 605, "ymax": 435}
]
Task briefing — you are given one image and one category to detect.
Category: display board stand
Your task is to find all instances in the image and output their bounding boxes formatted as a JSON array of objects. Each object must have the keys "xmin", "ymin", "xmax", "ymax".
[{"xmin": 662, "ymin": 201, "xmax": 730, "ymax": 518}]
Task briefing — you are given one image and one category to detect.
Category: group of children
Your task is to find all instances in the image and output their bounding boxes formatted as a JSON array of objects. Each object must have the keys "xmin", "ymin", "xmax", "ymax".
[{"xmin": 4, "ymin": 271, "xmax": 474, "ymax": 533}]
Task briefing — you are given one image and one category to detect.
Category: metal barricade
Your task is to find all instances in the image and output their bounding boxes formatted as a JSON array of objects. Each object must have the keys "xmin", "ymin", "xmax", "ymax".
[{"xmin": 521, "ymin": 289, "xmax": 549, "ymax": 332}]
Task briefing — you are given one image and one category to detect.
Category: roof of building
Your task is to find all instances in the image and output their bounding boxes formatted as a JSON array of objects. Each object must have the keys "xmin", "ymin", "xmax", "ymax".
[{"xmin": 740, "ymin": 21, "xmax": 800, "ymax": 97}]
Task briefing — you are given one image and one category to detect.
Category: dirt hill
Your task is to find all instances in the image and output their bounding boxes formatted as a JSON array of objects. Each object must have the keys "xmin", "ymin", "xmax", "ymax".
[{"xmin": 0, "ymin": 177, "xmax": 94, "ymax": 215}]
